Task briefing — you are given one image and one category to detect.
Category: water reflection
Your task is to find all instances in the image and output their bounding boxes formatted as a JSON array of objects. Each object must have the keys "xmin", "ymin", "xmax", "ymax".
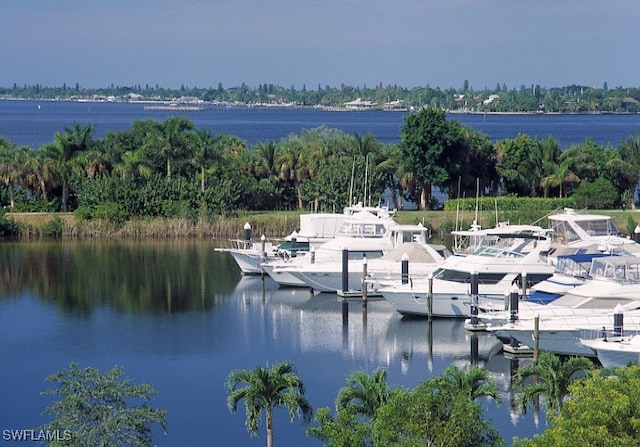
[
  {"xmin": 239, "ymin": 275, "xmax": 511, "ymax": 377},
  {"xmin": 0, "ymin": 240, "xmax": 241, "ymax": 314}
]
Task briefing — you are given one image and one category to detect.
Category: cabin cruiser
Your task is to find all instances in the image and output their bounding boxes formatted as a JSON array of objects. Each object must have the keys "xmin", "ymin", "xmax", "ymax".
[
  {"xmin": 547, "ymin": 208, "xmax": 640, "ymax": 260},
  {"xmin": 262, "ymin": 212, "xmax": 430, "ymax": 288},
  {"xmin": 293, "ymin": 239, "xmax": 451, "ymax": 293},
  {"xmin": 215, "ymin": 203, "xmax": 382, "ymax": 274},
  {"xmin": 487, "ymin": 256, "xmax": 640, "ymax": 356},
  {"xmin": 378, "ymin": 225, "xmax": 554, "ymax": 318},
  {"xmin": 579, "ymin": 334, "xmax": 640, "ymax": 367}
]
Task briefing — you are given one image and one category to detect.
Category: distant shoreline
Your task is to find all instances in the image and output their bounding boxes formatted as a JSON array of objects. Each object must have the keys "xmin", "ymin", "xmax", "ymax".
[{"xmin": 1, "ymin": 97, "xmax": 638, "ymax": 116}]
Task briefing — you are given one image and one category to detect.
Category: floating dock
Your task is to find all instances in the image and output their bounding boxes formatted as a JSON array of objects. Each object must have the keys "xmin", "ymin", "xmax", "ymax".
[{"xmin": 337, "ymin": 289, "xmax": 383, "ymax": 302}]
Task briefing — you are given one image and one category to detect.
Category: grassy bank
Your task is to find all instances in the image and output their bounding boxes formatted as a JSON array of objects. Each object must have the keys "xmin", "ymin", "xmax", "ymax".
[{"xmin": 4, "ymin": 209, "xmax": 639, "ymax": 240}]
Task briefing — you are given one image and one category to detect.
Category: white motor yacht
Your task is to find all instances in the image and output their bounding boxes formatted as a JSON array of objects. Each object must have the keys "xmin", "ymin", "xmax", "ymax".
[
  {"xmin": 378, "ymin": 226, "xmax": 554, "ymax": 318},
  {"xmin": 488, "ymin": 256, "xmax": 640, "ymax": 356}
]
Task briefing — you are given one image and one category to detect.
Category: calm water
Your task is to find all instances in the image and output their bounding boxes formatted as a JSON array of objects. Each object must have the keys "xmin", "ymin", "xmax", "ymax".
[
  {"xmin": 0, "ymin": 100, "xmax": 638, "ymax": 149},
  {"xmin": 0, "ymin": 240, "xmax": 543, "ymax": 446}
]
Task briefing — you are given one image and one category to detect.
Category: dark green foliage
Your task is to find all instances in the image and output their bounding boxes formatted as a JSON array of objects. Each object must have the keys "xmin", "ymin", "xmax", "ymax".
[
  {"xmin": 373, "ymin": 379, "xmax": 503, "ymax": 447},
  {"xmin": 40, "ymin": 217, "xmax": 64, "ymax": 237},
  {"xmin": 1, "ymin": 114, "xmax": 637, "ymax": 218},
  {"xmin": 512, "ymin": 352, "xmax": 594, "ymax": 415},
  {"xmin": 512, "ymin": 365, "xmax": 640, "ymax": 447},
  {"xmin": 399, "ymin": 107, "xmax": 469, "ymax": 209},
  {"xmin": 40, "ymin": 363, "xmax": 166, "ymax": 447},
  {"xmin": 570, "ymin": 178, "xmax": 619, "ymax": 209},
  {"xmin": 309, "ymin": 366, "xmax": 502, "ymax": 447}
]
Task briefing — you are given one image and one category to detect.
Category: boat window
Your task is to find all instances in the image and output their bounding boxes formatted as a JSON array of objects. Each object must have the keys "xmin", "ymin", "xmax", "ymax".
[
  {"xmin": 614, "ymin": 264, "xmax": 626, "ymax": 280},
  {"xmin": 628, "ymin": 263, "xmax": 640, "ymax": 281},
  {"xmin": 590, "ymin": 259, "xmax": 606, "ymax": 278},
  {"xmin": 604, "ymin": 262, "xmax": 615, "ymax": 279},
  {"xmin": 434, "ymin": 268, "xmax": 506, "ymax": 285},
  {"xmin": 576, "ymin": 219, "xmax": 621, "ymax": 237}
]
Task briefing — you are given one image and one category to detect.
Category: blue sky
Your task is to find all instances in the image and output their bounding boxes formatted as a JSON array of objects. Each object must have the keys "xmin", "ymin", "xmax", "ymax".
[{"xmin": 1, "ymin": 0, "xmax": 638, "ymax": 90}]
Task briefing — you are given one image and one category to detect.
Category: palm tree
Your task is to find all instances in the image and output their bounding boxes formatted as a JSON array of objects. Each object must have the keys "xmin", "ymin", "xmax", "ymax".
[
  {"xmin": 336, "ymin": 368, "xmax": 394, "ymax": 420},
  {"xmin": 278, "ymin": 142, "xmax": 310, "ymax": 210},
  {"xmin": 616, "ymin": 132, "xmax": 640, "ymax": 210},
  {"xmin": 513, "ymin": 351, "xmax": 594, "ymax": 415},
  {"xmin": 45, "ymin": 124, "xmax": 94, "ymax": 211},
  {"xmin": 437, "ymin": 366, "xmax": 500, "ymax": 402},
  {"xmin": 253, "ymin": 140, "xmax": 280, "ymax": 179},
  {"xmin": 540, "ymin": 158, "xmax": 580, "ymax": 198},
  {"xmin": 0, "ymin": 138, "xmax": 26, "ymax": 210},
  {"xmin": 226, "ymin": 361, "xmax": 313, "ymax": 447},
  {"xmin": 144, "ymin": 117, "xmax": 193, "ymax": 178}
]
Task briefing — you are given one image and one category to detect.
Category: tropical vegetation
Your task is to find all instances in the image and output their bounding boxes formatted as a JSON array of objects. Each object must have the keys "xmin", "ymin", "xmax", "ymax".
[
  {"xmin": 35, "ymin": 356, "xmax": 640, "ymax": 446},
  {"xmin": 1, "ymin": 108, "xmax": 639, "ymax": 237},
  {"xmin": 40, "ymin": 363, "xmax": 166, "ymax": 447}
]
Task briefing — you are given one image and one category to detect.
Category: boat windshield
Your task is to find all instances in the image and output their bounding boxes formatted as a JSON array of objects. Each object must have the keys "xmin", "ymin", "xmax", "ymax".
[
  {"xmin": 555, "ymin": 255, "xmax": 596, "ymax": 278},
  {"xmin": 339, "ymin": 221, "xmax": 387, "ymax": 237},
  {"xmin": 590, "ymin": 258, "xmax": 640, "ymax": 282},
  {"xmin": 470, "ymin": 236, "xmax": 541, "ymax": 258},
  {"xmin": 575, "ymin": 219, "xmax": 622, "ymax": 237}
]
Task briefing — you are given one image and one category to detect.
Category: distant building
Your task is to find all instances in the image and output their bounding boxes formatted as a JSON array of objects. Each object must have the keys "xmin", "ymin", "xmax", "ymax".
[
  {"xmin": 483, "ymin": 94, "xmax": 500, "ymax": 105},
  {"xmin": 344, "ymin": 98, "xmax": 378, "ymax": 110}
]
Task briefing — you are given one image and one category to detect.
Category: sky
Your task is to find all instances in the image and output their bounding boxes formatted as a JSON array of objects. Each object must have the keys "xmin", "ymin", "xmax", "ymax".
[{"xmin": 1, "ymin": 0, "xmax": 639, "ymax": 91}]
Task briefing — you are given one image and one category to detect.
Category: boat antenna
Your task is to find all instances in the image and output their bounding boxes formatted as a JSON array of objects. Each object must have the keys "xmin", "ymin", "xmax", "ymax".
[
  {"xmin": 363, "ymin": 153, "xmax": 369, "ymax": 206},
  {"xmin": 455, "ymin": 176, "xmax": 462, "ymax": 231},
  {"xmin": 349, "ymin": 156, "xmax": 355, "ymax": 206},
  {"xmin": 474, "ymin": 178, "xmax": 480, "ymax": 227}
]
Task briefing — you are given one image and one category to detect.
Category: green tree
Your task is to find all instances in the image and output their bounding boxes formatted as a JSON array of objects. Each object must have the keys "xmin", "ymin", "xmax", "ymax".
[
  {"xmin": 570, "ymin": 177, "xmax": 619, "ymax": 209},
  {"xmin": 513, "ymin": 351, "xmax": 594, "ymax": 415},
  {"xmin": 0, "ymin": 138, "xmax": 27, "ymax": 210},
  {"xmin": 399, "ymin": 107, "xmax": 468, "ymax": 209},
  {"xmin": 614, "ymin": 132, "xmax": 640, "ymax": 210},
  {"xmin": 436, "ymin": 365, "xmax": 501, "ymax": 402},
  {"xmin": 40, "ymin": 363, "xmax": 166, "ymax": 447},
  {"xmin": 512, "ymin": 365, "xmax": 640, "ymax": 447},
  {"xmin": 308, "ymin": 406, "xmax": 371, "ymax": 447},
  {"xmin": 336, "ymin": 368, "xmax": 394, "ymax": 419},
  {"xmin": 308, "ymin": 369, "xmax": 393, "ymax": 447},
  {"xmin": 540, "ymin": 158, "xmax": 580, "ymax": 198},
  {"xmin": 143, "ymin": 117, "xmax": 194, "ymax": 178},
  {"xmin": 373, "ymin": 378, "xmax": 502, "ymax": 447},
  {"xmin": 44, "ymin": 124, "xmax": 94, "ymax": 211},
  {"xmin": 496, "ymin": 135, "xmax": 560, "ymax": 197},
  {"xmin": 226, "ymin": 361, "xmax": 313, "ymax": 447}
]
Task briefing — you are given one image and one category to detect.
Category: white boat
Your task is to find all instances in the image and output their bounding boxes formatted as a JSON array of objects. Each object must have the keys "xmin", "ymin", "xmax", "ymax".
[
  {"xmin": 489, "ymin": 306, "xmax": 640, "ymax": 357},
  {"xmin": 579, "ymin": 335, "xmax": 640, "ymax": 367},
  {"xmin": 293, "ymin": 240, "xmax": 450, "ymax": 293},
  {"xmin": 215, "ymin": 204, "xmax": 377, "ymax": 274},
  {"xmin": 526, "ymin": 252, "xmax": 607, "ymax": 303},
  {"xmin": 378, "ymin": 226, "xmax": 555, "ymax": 318},
  {"xmin": 488, "ymin": 256, "xmax": 640, "ymax": 356},
  {"xmin": 547, "ymin": 208, "xmax": 640, "ymax": 259},
  {"xmin": 262, "ymin": 206, "xmax": 422, "ymax": 288}
]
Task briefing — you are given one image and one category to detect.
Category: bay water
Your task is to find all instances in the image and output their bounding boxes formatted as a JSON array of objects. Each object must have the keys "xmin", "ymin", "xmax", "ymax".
[
  {"xmin": 0, "ymin": 100, "xmax": 638, "ymax": 149},
  {"xmin": 1, "ymin": 240, "xmax": 541, "ymax": 446}
]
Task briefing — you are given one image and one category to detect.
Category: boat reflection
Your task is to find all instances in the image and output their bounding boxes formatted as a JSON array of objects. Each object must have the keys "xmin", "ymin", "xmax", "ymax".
[{"xmin": 233, "ymin": 276, "xmax": 506, "ymax": 374}]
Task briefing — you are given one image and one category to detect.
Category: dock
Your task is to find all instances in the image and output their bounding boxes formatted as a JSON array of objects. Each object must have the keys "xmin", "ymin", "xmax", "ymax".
[{"xmin": 337, "ymin": 289, "xmax": 383, "ymax": 302}]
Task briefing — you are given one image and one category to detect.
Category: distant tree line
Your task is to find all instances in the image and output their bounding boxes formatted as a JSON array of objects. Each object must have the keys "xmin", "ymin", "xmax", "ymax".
[
  {"xmin": 2, "ymin": 81, "xmax": 640, "ymax": 113},
  {"xmin": 1, "ymin": 109, "xmax": 639, "ymax": 226}
]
